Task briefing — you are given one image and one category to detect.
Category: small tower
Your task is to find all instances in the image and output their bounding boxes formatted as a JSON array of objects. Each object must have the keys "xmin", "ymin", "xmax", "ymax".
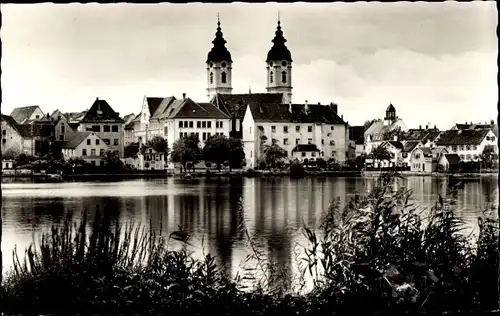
[
  {"xmin": 206, "ymin": 15, "xmax": 233, "ymax": 101},
  {"xmin": 266, "ymin": 15, "xmax": 293, "ymax": 104},
  {"xmin": 384, "ymin": 103, "xmax": 397, "ymax": 126}
]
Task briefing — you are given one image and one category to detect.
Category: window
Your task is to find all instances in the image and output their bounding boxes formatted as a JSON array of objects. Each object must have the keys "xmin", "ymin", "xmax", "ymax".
[
  {"xmin": 184, "ymin": 121, "xmax": 189, "ymax": 127},
  {"xmin": 321, "ymin": 151, "xmax": 324, "ymax": 157},
  {"xmin": 414, "ymin": 153, "xmax": 421, "ymax": 159},
  {"xmin": 179, "ymin": 121, "xmax": 183, "ymax": 128},
  {"xmin": 210, "ymin": 72, "xmax": 214, "ymax": 84},
  {"xmin": 331, "ymin": 126, "xmax": 334, "ymax": 131},
  {"xmin": 61, "ymin": 126, "xmax": 65, "ymax": 133},
  {"xmin": 35, "ymin": 115, "xmax": 40, "ymax": 119},
  {"xmin": 114, "ymin": 139, "xmax": 119, "ymax": 146},
  {"xmin": 91, "ymin": 149, "xmax": 96, "ymax": 156},
  {"xmin": 104, "ymin": 139, "xmax": 110, "ymax": 145},
  {"xmin": 321, "ymin": 139, "xmax": 325, "ymax": 144},
  {"xmin": 202, "ymin": 121, "xmax": 207, "ymax": 128},
  {"xmin": 459, "ymin": 146, "xmax": 464, "ymax": 150},
  {"xmin": 218, "ymin": 121, "xmax": 223, "ymax": 128},
  {"xmin": 82, "ymin": 149, "xmax": 87, "ymax": 156},
  {"xmin": 281, "ymin": 71, "xmax": 287, "ymax": 83},
  {"xmin": 59, "ymin": 135, "xmax": 64, "ymax": 141},
  {"xmin": 197, "ymin": 121, "xmax": 201, "ymax": 128},
  {"xmin": 283, "ymin": 126, "xmax": 288, "ymax": 133},
  {"xmin": 207, "ymin": 121, "xmax": 212, "ymax": 128},
  {"xmin": 312, "ymin": 152, "xmax": 316, "ymax": 157},
  {"xmin": 92, "ymin": 125, "xmax": 101, "ymax": 132},
  {"xmin": 296, "ymin": 138, "xmax": 300, "ymax": 144},
  {"xmin": 100, "ymin": 149, "xmax": 105, "ymax": 156},
  {"xmin": 270, "ymin": 71, "xmax": 273, "ymax": 83},
  {"xmin": 179, "ymin": 132, "xmax": 183, "ymax": 139},
  {"xmin": 296, "ymin": 126, "xmax": 300, "ymax": 132},
  {"xmin": 466, "ymin": 145, "xmax": 471, "ymax": 150},
  {"xmin": 452, "ymin": 145, "xmax": 457, "ymax": 151},
  {"xmin": 301, "ymin": 152, "xmax": 306, "ymax": 157},
  {"xmin": 308, "ymin": 126, "xmax": 312, "ymax": 133},
  {"xmin": 103, "ymin": 125, "xmax": 110, "ymax": 132},
  {"xmin": 466, "ymin": 154, "xmax": 471, "ymax": 160},
  {"xmin": 96, "ymin": 139, "xmax": 100, "ymax": 145},
  {"xmin": 330, "ymin": 140, "xmax": 335, "ymax": 145},
  {"xmin": 164, "ymin": 127, "xmax": 168, "ymax": 135},
  {"xmin": 2, "ymin": 130, "xmax": 5, "ymax": 136},
  {"xmin": 2, "ymin": 138, "xmax": 6, "ymax": 144},
  {"xmin": 332, "ymin": 151, "xmax": 337, "ymax": 157},
  {"xmin": 112, "ymin": 125, "xmax": 119, "ymax": 132},
  {"xmin": 203, "ymin": 132, "xmax": 207, "ymax": 141},
  {"xmin": 196, "ymin": 132, "xmax": 200, "ymax": 139},
  {"xmin": 491, "ymin": 136, "xmax": 496, "ymax": 141},
  {"xmin": 189, "ymin": 121, "xmax": 193, "ymax": 128},
  {"xmin": 283, "ymin": 138, "xmax": 289, "ymax": 145},
  {"xmin": 249, "ymin": 126, "xmax": 252, "ymax": 134},
  {"xmin": 87, "ymin": 139, "xmax": 91, "ymax": 145},
  {"xmin": 207, "ymin": 132, "xmax": 211, "ymax": 138},
  {"xmin": 327, "ymin": 133, "xmax": 331, "ymax": 137},
  {"xmin": 308, "ymin": 138, "xmax": 312, "ymax": 144},
  {"xmin": 221, "ymin": 72, "xmax": 227, "ymax": 84},
  {"xmin": 271, "ymin": 126, "xmax": 276, "ymax": 133}
]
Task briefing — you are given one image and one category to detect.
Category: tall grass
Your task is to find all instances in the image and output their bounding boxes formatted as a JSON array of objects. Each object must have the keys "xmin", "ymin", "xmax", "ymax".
[{"xmin": 1, "ymin": 172, "xmax": 498, "ymax": 315}]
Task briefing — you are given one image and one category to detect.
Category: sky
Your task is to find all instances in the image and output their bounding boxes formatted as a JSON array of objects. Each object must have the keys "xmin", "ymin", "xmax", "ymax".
[{"xmin": 1, "ymin": 2, "xmax": 497, "ymax": 129}]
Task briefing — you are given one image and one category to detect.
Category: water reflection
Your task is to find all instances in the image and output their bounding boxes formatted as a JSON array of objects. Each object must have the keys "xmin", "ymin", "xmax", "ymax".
[{"xmin": 2, "ymin": 176, "xmax": 498, "ymax": 283}]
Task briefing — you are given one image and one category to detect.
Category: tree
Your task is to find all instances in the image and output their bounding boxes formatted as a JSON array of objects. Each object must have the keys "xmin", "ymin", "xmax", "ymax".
[
  {"xmin": 147, "ymin": 136, "xmax": 169, "ymax": 155},
  {"xmin": 124, "ymin": 143, "xmax": 140, "ymax": 159},
  {"xmin": 371, "ymin": 145, "xmax": 393, "ymax": 169},
  {"xmin": 103, "ymin": 150, "xmax": 124, "ymax": 173},
  {"xmin": 203, "ymin": 134, "xmax": 230, "ymax": 172},
  {"xmin": 480, "ymin": 145, "xmax": 496, "ymax": 169},
  {"xmin": 316, "ymin": 158, "xmax": 327, "ymax": 170},
  {"xmin": 228, "ymin": 137, "xmax": 245, "ymax": 171},
  {"xmin": 263, "ymin": 139, "xmax": 288, "ymax": 169},
  {"xmin": 382, "ymin": 126, "xmax": 406, "ymax": 141},
  {"xmin": 171, "ymin": 135, "xmax": 201, "ymax": 173}
]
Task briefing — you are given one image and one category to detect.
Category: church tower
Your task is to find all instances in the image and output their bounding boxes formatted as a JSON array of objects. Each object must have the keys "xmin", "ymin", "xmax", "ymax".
[
  {"xmin": 266, "ymin": 16, "xmax": 293, "ymax": 104},
  {"xmin": 384, "ymin": 103, "xmax": 397, "ymax": 126},
  {"xmin": 206, "ymin": 16, "xmax": 233, "ymax": 101}
]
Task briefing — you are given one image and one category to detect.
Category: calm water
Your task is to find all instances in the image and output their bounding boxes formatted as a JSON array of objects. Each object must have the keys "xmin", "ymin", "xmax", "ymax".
[{"xmin": 2, "ymin": 176, "xmax": 498, "ymax": 288}]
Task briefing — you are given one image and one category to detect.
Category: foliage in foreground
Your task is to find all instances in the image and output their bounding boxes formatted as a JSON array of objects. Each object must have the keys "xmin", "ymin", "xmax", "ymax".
[{"xmin": 1, "ymin": 172, "xmax": 498, "ymax": 315}]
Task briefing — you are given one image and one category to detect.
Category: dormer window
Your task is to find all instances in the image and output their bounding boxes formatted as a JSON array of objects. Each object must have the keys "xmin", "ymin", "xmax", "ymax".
[
  {"xmin": 221, "ymin": 72, "xmax": 227, "ymax": 84},
  {"xmin": 281, "ymin": 71, "xmax": 287, "ymax": 83}
]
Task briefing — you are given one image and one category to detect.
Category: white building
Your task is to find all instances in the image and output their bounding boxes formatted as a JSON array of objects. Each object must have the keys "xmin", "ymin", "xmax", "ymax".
[
  {"xmin": 61, "ymin": 132, "xmax": 111, "ymax": 166},
  {"xmin": 242, "ymin": 101, "xmax": 349, "ymax": 168},
  {"xmin": 435, "ymin": 128, "xmax": 498, "ymax": 162},
  {"xmin": 10, "ymin": 105, "xmax": 45, "ymax": 124},
  {"xmin": 364, "ymin": 104, "xmax": 408, "ymax": 155}
]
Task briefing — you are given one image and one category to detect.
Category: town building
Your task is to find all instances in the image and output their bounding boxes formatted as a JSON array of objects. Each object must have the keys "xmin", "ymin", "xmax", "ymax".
[
  {"xmin": 348, "ymin": 126, "xmax": 365, "ymax": 157},
  {"xmin": 438, "ymin": 154, "xmax": 461, "ymax": 172},
  {"xmin": 16, "ymin": 122, "xmax": 54, "ymax": 157},
  {"xmin": 435, "ymin": 129, "xmax": 498, "ymax": 162},
  {"xmin": 410, "ymin": 147, "xmax": 448, "ymax": 172},
  {"xmin": 364, "ymin": 104, "xmax": 408, "ymax": 155},
  {"xmin": 61, "ymin": 132, "xmax": 111, "ymax": 166},
  {"xmin": 404, "ymin": 126, "xmax": 441, "ymax": 147},
  {"xmin": 54, "ymin": 116, "xmax": 79, "ymax": 142},
  {"xmin": 1, "ymin": 114, "xmax": 24, "ymax": 157},
  {"xmin": 10, "ymin": 106, "xmax": 45, "ymax": 124},
  {"xmin": 450, "ymin": 120, "xmax": 498, "ymax": 137},
  {"xmin": 242, "ymin": 101, "xmax": 349, "ymax": 168},
  {"xmin": 77, "ymin": 98, "xmax": 125, "ymax": 157},
  {"xmin": 365, "ymin": 140, "xmax": 404, "ymax": 168}
]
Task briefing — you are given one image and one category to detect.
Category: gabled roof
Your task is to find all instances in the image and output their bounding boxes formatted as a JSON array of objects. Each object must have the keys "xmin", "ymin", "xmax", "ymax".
[
  {"xmin": 1, "ymin": 114, "xmax": 22, "ymax": 134},
  {"xmin": 365, "ymin": 119, "xmax": 404, "ymax": 137},
  {"xmin": 211, "ymin": 93, "xmax": 284, "ymax": 118},
  {"xmin": 146, "ymin": 97, "xmax": 164, "ymax": 117},
  {"xmin": 64, "ymin": 111, "xmax": 88, "ymax": 122},
  {"xmin": 62, "ymin": 132, "xmax": 96, "ymax": 149},
  {"xmin": 168, "ymin": 98, "xmax": 230, "ymax": 119},
  {"xmin": 16, "ymin": 123, "xmax": 54, "ymax": 138},
  {"xmin": 81, "ymin": 98, "xmax": 123, "ymax": 123},
  {"xmin": 405, "ymin": 129, "xmax": 441, "ymax": 143},
  {"xmin": 382, "ymin": 141, "xmax": 404, "ymax": 150},
  {"xmin": 414, "ymin": 147, "xmax": 433, "ymax": 157},
  {"xmin": 402, "ymin": 140, "xmax": 421, "ymax": 153},
  {"xmin": 151, "ymin": 97, "xmax": 176, "ymax": 119},
  {"xmin": 10, "ymin": 106, "xmax": 43, "ymax": 124},
  {"xmin": 443, "ymin": 154, "xmax": 461, "ymax": 165},
  {"xmin": 69, "ymin": 123, "xmax": 80, "ymax": 131},
  {"xmin": 349, "ymin": 126, "xmax": 365, "ymax": 145},
  {"xmin": 292, "ymin": 144, "xmax": 320, "ymax": 152},
  {"xmin": 122, "ymin": 113, "xmax": 136, "ymax": 125},
  {"xmin": 248, "ymin": 102, "xmax": 346, "ymax": 125},
  {"xmin": 436, "ymin": 129, "xmax": 490, "ymax": 146}
]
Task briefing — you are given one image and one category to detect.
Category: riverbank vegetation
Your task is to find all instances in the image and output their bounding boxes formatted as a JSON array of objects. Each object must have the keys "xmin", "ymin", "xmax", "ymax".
[{"xmin": 1, "ymin": 172, "xmax": 498, "ymax": 315}]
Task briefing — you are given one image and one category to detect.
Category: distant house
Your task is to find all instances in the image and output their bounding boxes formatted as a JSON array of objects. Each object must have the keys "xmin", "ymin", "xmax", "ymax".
[
  {"xmin": 410, "ymin": 146, "xmax": 447, "ymax": 172},
  {"xmin": 451, "ymin": 120, "xmax": 498, "ymax": 137},
  {"xmin": 435, "ymin": 129, "xmax": 498, "ymax": 162},
  {"xmin": 364, "ymin": 104, "xmax": 408, "ymax": 155},
  {"xmin": 405, "ymin": 127, "xmax": 441, "ymax": 147},
  {"xmin": 2, "ymin": 159, "xmax": 15, "ymax": 170},
  {"xmin": 124, "ymin": 120, "xmax": 136, "ymax": 146},
  {"xmin": 16, "ymin": 122, "xmax": 55, "ymax": 156},
  {"xmin": 291, "ymin": 144, "xmax": 321, "ymax": 161},
  {"xmin": 438, "ymin": 154, "xmax": 461, "ymax": 172},
  {"xmin": 54, "ymin": 116, "xmax": 78, "ymax": 142},
  {"xmin": 379, "ymin": 140, "xmax": 404, "ymax": 168},
  {"xmin": 62, "ymin": 132, "xmax": 111, "ymax": 166},
  {"xmin": 78, "ymin": 98, "xmax": 125, "ymax": 158},
  {"xmin": 211, "ymin": 93, "xmax": 285, "ymax": 138},
  {"xmin": 10, "ymin": 106, "xmax": 45, "ymax": 124},
  {"xmin": 139, "ymin": 146, "xmax": 167, "ymax": 170},
  {"xmin": 349, "ymin": 125, "xmax": 365, "ymax": 157},
  {"xmin": 400, "ymin": 140, "xmax": 422, "ymax": 167},
  {"xmin": 1, "ymin": 114, "xmax": 24, "ymax": 157},
  {"xmin": 49, "ymin": 109, "xmax": 67, "ymax": 122}
]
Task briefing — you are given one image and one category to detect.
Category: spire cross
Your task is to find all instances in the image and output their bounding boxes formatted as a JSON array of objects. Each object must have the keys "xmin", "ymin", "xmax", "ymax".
[
  {"xmin": 277, "ymin": 10, "xmax": 280, "ymax": 23},
  {"xmin": 217, "ymin": 12, "xmax": 220, "ymax": 25}
]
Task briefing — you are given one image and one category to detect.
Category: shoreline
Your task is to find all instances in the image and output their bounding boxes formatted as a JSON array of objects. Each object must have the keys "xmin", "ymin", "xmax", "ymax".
[{"xmin": 1, "ymin": 170, "xmax": 497, "ymax": 182}]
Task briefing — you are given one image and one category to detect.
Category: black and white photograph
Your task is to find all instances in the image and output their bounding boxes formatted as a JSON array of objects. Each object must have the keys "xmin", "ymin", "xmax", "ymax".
[{"xmin": 1, "ymin": 1, "xmax": 498, "ymax": 315}]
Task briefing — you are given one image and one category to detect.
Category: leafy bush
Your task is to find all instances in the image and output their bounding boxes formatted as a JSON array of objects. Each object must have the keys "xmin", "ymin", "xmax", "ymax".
[{"xmin": 289, "ymin": 162, "xmax": 306, "ymax": 178}]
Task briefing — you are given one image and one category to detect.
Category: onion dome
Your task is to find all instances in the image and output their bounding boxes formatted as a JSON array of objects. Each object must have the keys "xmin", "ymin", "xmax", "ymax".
[
  {"xmin": 206, "ymin": 18, "xmax": 232, "ymax": 63},
  {"xmin": 386, "ymin": 103, "xmax": 396, "ymax": 112},
  {"xmin": 266, "ymin": 20, "xmax": 292, "ymax": 63}
]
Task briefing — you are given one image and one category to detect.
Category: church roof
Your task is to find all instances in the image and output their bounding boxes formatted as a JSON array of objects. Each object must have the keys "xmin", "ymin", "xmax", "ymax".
[
  {"xmin": 386, "ymin": 103, "xmax": 396, "ymax": 112},
  {"xmin": 211, "ymin": 93, "xmax": 284, "ymax": 119},
  {"xmin": 81, "ymin": 98, "xmax": 124, "ymax": 123},
  {"xmin": 206, "ymin": 19, "xmax": 232, "ymax": 63},
  {"xmin": 266, "ymin": 20, "xmax": 292, "ymax": 63}
]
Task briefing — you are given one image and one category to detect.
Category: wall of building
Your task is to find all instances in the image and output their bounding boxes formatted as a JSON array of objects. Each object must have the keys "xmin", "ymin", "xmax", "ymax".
[
  {"xmin": 78, "ymin": 122, "xmax": 124, "ymax": 157},
  {"xmin": 29, "ymin": 108, "xmax": 45, "ymax": 122},
  {"xmin": 62, "ymin": 133, "xmax": 110, "ymax": 165},
  {"xmin": 242, "ymin": 110, "xmax": 257, "ymax": 168},
  {"xmin": 54, "ymin": 119, "xmax": 76, "ymax": 142},
  {"xmin": 1, "ymin": 120, "xmax": 23, "ymax": 157}
]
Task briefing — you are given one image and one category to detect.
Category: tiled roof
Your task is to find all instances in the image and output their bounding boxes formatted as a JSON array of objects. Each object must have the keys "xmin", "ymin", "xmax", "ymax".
[
  {"xmin": 211, "ymin": 93, "xmax": 284, "ymax": 118},
  {"xmin": 292, "ymin": 144, "xmax": 320, "ymax": 152},
  {"xmin": 10, "ymin": 106, "xmax": 43, "ymax": 124},
  {"xmin": 443, "ymin": 154, "xmax": 461, "ymax": 165},
  {"xmin": 81, "ymin": 99, "xmax": 123, "ymax": 123},
  {"xmin": 436, "ymin": 129, "xmax": 490, "ymax": 146},
  {"xmin": 169, "ymin": 98, "xmax": 230, "ymax": 119},
  {"xmin": 405, "ymin": 129, "xmax": 441, "ymax": 143},
  {"xmin": 62, "ymin": 132, "xmax": 92, "ymax": 149},
  {"xmin": 248, "ymin": 102, "xmax": 346, "ymax": 125},
  {"xmin": 402, "ymin": 140, "xmax": 421, "ymax": 153},
  {"xmin": 131, "ymin": 114, "xmax": 141, "ymax": 122},
  {"xmin": 382, "ymin": 141, "xmax": 404, "ymax": 150},
  {"xmin": 17, "ymin": 123, "xmax": 54, "ymax": 138},
  {"xmin": 122, "ymin": 113, "xmax": 136, "ymax": 125},
  {"xmin": 158, "ymin": 99, "xmax": 187, "ymax": 120},
  {"xmin": 1, "ymin": 114, "xmax": 22, "ymax": 134},
  {"xmin": 151, "ymin": 97, "xmax": 176, "ymax": 119},
  {"xmin": 349, "ymin": 126, "xmax": 365, "ymax": 145},
  {"xmin": 365, "ymin": 119, "xmax": 404, "ymax": 137},
  {"xmin": 146, "ymin": 97, "xmax": 164, "ymax": 117}
]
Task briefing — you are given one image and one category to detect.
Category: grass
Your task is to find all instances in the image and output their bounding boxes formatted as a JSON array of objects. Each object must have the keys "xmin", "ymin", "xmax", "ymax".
[{"xmin": 1, "ymin": 172, "xmax": 498, "ymax": 315}]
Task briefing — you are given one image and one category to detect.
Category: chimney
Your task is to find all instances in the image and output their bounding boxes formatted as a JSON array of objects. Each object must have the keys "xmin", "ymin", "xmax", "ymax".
[
  {"xmin": 434, "ymin": 125, "xmax": 437, "ymax": 131},
  {"xmin": 249, "ymin": 86, "xmax": 252, "ymax": 94},
  {"xmin": 304, "ymin": 100, "xmax": 308, "ymax": 112},
  {"xmin": 182, "ymin": 93, "xmax": 186, "ymax": 100},
  {"xmin": 419, "ymin": 125, "xmax": 422, "ymax": 130},
  {"xmin": 425, "ymin": 125, "xmax": 428, "ymax": 130},
  {"xmin": 317, "ymin": 102, "xmax": 321, "ymax": 105},
  {"xmin": 96, "ymin": 97, "xmax": 99, "ymax": 101},
  {"xmin": 330, "ymin": 102, "xmax": 338, "ymax": 113},
  {"xmin": 289, "ymin": 102, "xmax": 292, "ymax": 113}
]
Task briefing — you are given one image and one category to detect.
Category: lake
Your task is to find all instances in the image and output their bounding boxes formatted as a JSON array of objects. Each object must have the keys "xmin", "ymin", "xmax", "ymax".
[{"xmin": 2, "ymin": 175, "xmax": 498, "ymax": 290}]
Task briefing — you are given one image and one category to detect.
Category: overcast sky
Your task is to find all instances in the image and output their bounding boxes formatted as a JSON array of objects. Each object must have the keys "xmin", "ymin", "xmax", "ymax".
[{"xmin": 1, "ymin": 2, "xmax": 497, "ymax": 128}]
